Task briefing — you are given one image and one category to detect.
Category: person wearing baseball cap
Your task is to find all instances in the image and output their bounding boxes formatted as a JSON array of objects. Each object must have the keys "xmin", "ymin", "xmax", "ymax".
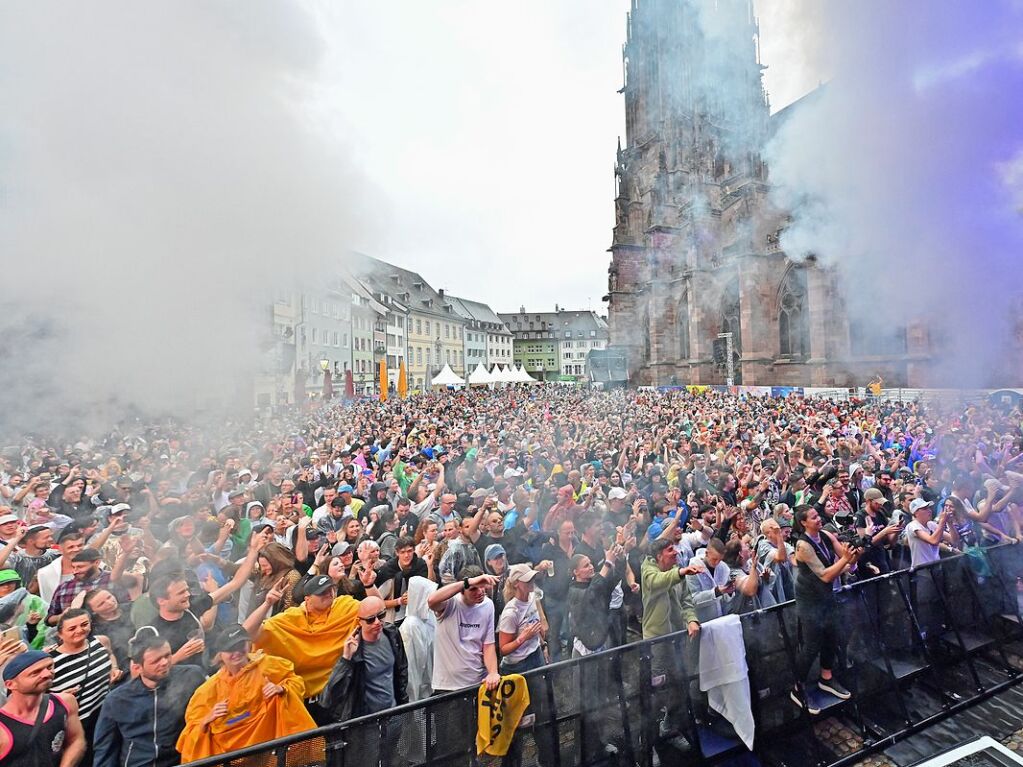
[
  {"xmin": 0, "ymin": 513, "xmax": 20, "ymax": 544},
  {"xmin": 176, "ymin": 624, "xmax": 315, "ymax": 762},
  {"xmin": 905, "ymin": 498, "xmax": 952, "ymax": 568},
  {"xmin": 240, "ymin": 572, "xmax": 360, "ymax": 718},
  {"xmin": 0, "ymin": 650, "xmax": 85, "ymax": 767},
  {"xmin": 853, "ymin": 488, "xmax": 901, "ymax": 574},
  {"xmin": 496, "ymin": 563, "xmax": 559, "ymax": 766}
]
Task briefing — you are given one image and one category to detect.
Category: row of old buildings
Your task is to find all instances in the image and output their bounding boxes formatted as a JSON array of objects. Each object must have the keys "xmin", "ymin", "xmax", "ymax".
[{"xmin": 253, "ymin": 253, "xmax": 609, "ymax": 407}]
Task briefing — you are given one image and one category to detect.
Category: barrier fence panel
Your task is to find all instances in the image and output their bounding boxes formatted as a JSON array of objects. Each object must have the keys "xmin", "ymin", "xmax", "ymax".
[{"xmin": 184, "ymin": 544, "xmax": 1023, "ymax": 767}]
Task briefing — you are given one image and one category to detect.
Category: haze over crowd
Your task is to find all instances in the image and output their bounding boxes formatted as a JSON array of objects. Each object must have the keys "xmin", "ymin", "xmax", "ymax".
[{"xmin": 0, "ymin": 1, "xmax": 1019, "ymax": 436}]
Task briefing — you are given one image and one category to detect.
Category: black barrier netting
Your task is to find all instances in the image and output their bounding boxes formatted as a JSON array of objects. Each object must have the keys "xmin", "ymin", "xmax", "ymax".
[{"xmin": 183, "ymin": 544, "xmax": 1023, "ymax": 767}]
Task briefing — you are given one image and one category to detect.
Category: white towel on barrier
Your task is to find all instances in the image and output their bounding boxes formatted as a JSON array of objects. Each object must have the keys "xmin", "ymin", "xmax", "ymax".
[{"xmin": 698, "ymin": 613, "xmax": 755, "ymax": 749}]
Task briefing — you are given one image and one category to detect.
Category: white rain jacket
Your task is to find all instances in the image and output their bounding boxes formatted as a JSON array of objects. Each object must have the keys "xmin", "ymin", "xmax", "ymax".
[{"xmin": 399, "ymin": 576, "xmax": 438, "ymax": 702}]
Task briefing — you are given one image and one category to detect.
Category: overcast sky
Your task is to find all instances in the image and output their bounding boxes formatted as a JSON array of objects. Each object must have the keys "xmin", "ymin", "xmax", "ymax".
[{"xmin": 312, "ymin": 1, "xmax": 820, "ymax": 316}]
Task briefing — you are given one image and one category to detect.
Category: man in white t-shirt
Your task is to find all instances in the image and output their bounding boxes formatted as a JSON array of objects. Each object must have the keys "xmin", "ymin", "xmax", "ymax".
[
  {"xmin": 904, "ymin": 498, "xmax": 953, "ymax": 568},
  {"xmin": 427, "ymin": 565, "xmax": 500, "ymax": 693}
]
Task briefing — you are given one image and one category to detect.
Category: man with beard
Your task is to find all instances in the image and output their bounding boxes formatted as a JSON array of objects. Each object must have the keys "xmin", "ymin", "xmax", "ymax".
[
  {"xmin": 47, "ymin": 546, "xmax": 133, "ymax": 625},
  {"xmin": 93, "ymin": 631, "xmax": 206, "ymax": 767},
  {"xmin": 0, "ymin": 651, "xmax": 86, "ymax": 767},
  {"xmin": 0, "ymin": 525, "xmax": 60, "ymax": 591}
]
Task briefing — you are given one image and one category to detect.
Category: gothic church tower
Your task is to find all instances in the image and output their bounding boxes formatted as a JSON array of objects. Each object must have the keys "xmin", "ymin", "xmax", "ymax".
[{"xmin": 605, "ymin": 0, "xmax": 913, "ymax": 387}]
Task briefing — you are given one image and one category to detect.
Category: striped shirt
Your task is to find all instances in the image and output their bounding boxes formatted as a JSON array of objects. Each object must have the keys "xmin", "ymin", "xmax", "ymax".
[{"xmin": 49, "ymin": 637, "xmax": 112, "ymax": 721}]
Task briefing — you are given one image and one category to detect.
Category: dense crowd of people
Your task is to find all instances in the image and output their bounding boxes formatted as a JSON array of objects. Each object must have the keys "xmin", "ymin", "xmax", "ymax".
[{"xmin": 0, "ymin": 385, "xmax": 1021, "ymax": 767}]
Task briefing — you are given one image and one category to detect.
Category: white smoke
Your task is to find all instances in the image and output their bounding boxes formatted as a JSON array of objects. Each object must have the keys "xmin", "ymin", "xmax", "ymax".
[
  {"xmin": 0, "ymin": 1, "xmax": 378, "ymax": 437},
  {"xmin": 763, "ymin": 1, "xmax": 1023, "ymax": 385},
  {"xmin": 1001, "ymin": 150, "xmax": 1023, "ymax": 215}
]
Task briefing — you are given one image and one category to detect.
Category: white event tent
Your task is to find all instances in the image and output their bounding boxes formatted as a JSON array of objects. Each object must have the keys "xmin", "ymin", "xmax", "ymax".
[
  {"xmin": 514, "ymin": 365, "xmax": 536, "ymax": 383},
  {"xmin": 431, "ymin": 364, "xmax": 465, "ymax": 387},
  {"xmin": 467, "ymin": 363, "xmax": 494, "ymax": 387}
]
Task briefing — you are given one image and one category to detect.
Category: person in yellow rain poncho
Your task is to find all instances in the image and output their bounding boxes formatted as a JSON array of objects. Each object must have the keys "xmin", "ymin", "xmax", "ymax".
[
  {"xmin": 177, "ymin": 624, "xmax": 317, "ymax": 763},
  {"xmin": 241, "ymin": 573, "xmax": 360, "ymax": 721}
]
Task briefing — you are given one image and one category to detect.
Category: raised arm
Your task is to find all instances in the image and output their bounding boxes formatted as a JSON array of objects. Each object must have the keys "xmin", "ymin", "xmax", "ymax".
[{"xmin": 209, "ymin": 539, "xmax": 261, "ymax": 605}]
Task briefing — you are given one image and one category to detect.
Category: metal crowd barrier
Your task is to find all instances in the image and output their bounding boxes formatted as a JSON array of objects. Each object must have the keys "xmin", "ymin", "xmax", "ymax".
[{"xmin": 184, "ymin": 543, "xmax": 1023, "ymax": 767}]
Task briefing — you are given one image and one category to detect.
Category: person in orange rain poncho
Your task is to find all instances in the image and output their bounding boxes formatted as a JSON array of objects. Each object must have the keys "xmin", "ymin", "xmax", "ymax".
[
  {"xmin": 241, "ymin": 573, "xmax": 363, "ymax": 720},
  {"xmin": 177, "ymin": 624, "xmax": 316, "ymax": 762}
]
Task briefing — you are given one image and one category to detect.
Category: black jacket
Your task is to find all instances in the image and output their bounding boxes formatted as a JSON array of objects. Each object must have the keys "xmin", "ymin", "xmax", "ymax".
[
  {"xmin": 567, "ymin": 563, "xmax": 624, "ymax": 652},
  {"xmin": 319, "ymin": 624, "xmax": 409, "ymax": 721},
  {"xmin": 376, "ymin": 553, "xmax": 428, "ymax": 591}
]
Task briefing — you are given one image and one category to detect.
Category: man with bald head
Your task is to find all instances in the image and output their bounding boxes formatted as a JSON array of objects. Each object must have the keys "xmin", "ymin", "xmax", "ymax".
[
  {"xmin": 319, "ymin": 596, "xmax": 408, "ymax": 765},
  {"xmin": 320, "ymin": 596, "xmax": 408, "ymax": 721}
]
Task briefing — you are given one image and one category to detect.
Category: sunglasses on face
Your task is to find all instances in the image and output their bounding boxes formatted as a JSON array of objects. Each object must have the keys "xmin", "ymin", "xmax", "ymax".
[{"xmin": 359, "ymin": 611, "xmax": 386, "ymax": 624}]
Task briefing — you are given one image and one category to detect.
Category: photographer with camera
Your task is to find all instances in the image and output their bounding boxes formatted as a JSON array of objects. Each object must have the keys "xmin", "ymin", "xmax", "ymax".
[
  {"xmin": 790, "ymin": 507, "xmax": 861, "ymax": 713},
  {"xmin": 852, "ymin": 488, "xmax": 902, "ymax": 576}
]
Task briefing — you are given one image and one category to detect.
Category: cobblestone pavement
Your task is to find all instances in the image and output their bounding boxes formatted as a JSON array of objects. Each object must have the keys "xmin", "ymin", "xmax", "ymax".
[{"xmin": 844, "ymin": 724, "xmax": 1023, "ymax": 767}]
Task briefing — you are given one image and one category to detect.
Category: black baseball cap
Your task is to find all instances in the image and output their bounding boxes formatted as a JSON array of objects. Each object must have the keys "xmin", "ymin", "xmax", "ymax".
[
  {"xmin": 72, "ymin": 548, "xmax": 102, "ymax": 563},
  {"xmin": 304, "ymin": 574, "xmax": 335, "ymax": 597},
  {"xmin": 213, "ymin": 624, "xmax": 250, "ymax": 654}
]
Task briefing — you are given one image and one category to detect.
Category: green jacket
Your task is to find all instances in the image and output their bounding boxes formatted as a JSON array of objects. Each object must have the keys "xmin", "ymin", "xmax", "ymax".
[
  {"xmin": 391, "ymin": 460, "xmax": 415, "ymax": 495},
  {"xmin": 640, "ymin": 556, "xmax": 698, "ymax": 639}
]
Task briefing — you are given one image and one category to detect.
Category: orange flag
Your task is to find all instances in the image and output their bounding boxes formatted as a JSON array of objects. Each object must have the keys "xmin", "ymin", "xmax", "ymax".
[{"xmin": 398, "ymin": 360, "xmax": 408, "ymax": 399}]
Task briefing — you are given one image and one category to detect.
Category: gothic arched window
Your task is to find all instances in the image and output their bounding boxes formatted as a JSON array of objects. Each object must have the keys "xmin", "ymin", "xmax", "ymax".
[
  {"xmin": 720, "ymin": 279, "xmax": 742, "ymax": 350},
  {"xmin": 678, "ymin": 294, "xmax": 690, "ymax": 359},
  {"xmin": 779, "ymin": 268, "xmax": 809, "ymax": 358},
  {"xmin": 719, "ymin": 278, "xmax": 742, "ymax": 384}
]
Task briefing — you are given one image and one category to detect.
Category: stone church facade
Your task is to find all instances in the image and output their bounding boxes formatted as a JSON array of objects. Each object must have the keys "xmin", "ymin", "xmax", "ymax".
[{"xmin": 605, "ymin": 0, "xmax": 931, "ymax": 388}]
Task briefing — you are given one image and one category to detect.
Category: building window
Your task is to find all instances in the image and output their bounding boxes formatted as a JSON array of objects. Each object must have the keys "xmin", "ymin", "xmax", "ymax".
[
  {"xmin": 590, "ymin": 330, "xmax": 596, "ymax": 337},
  {"xmin": 444, "ymin": 324, "xmax": 450, "ymax": 339},
  {"xmin": 719, "ymin": 278, "xmax": 743, "ymax": 384},
  {"xmin": 678, "ymin": 294, "xmax": 691, "ymax": 359},
  {"xmin": 425, "ymin": 321, "xmax": 431, "ymax": 336},
  {"xmin": 417, "ymin": 347, "xmax": 422, "ymax": 365},
  {"xmin": 778, "ymin": 268, "xmax": 809, "ymax": 358},
  {"xmin": 416, "ymin": 319, "xmax": 422, "ymax": 334},
  {"xmin": 311, "ymin": 328, "xmax": 317, "ymax": 344}
]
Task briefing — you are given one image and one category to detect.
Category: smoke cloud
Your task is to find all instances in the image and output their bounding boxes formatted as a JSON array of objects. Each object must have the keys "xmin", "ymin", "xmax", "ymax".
[
  {"xmin": 764, "ymin": 1, "xmax": 1023, "ymax": 385},
  {"xmin": 0, "ymin": 1, "xmax": 376, "ymax": 438}
]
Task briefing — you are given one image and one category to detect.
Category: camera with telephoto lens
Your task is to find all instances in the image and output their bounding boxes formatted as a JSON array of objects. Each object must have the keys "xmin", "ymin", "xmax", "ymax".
[{"xmin": 836, "ymin": 530, "xmax": 873, "ymax": 551}]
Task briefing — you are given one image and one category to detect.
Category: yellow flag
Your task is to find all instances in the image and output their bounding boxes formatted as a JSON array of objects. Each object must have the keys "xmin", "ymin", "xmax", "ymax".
[
  {"xmin": 398, "ymin": 360, "xmax": 408, "ymax": 399},
  {"xmin": 379, "ymin": 359, "xmax": 388, "ymax": 401}
]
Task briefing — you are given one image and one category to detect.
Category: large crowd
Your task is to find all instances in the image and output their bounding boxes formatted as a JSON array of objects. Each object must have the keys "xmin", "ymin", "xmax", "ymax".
[{"xmin": 0, "ymin": 386, "xmax": 1021, "ymax": 767}]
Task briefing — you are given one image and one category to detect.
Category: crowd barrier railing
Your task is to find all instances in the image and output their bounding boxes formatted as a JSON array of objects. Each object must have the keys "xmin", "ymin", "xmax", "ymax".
[{"xmin": 183, "ymin": 543, "xmax": 1023, "ymax": 767}]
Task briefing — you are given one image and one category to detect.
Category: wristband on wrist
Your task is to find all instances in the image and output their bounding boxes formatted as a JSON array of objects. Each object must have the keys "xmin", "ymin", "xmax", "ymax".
[{"xmin": 463, "ymin": 577, "xmax": 471, "ymax": 592}]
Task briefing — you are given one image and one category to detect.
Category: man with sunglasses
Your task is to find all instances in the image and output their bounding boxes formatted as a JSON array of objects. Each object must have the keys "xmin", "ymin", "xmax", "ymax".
[
  {"xmin": 318, "ymin": 596, "xmax": 407, "ymax": 766},
  {"xmin": 320, "ymin": 596, "xmax": 408, "ymax": 721}
]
